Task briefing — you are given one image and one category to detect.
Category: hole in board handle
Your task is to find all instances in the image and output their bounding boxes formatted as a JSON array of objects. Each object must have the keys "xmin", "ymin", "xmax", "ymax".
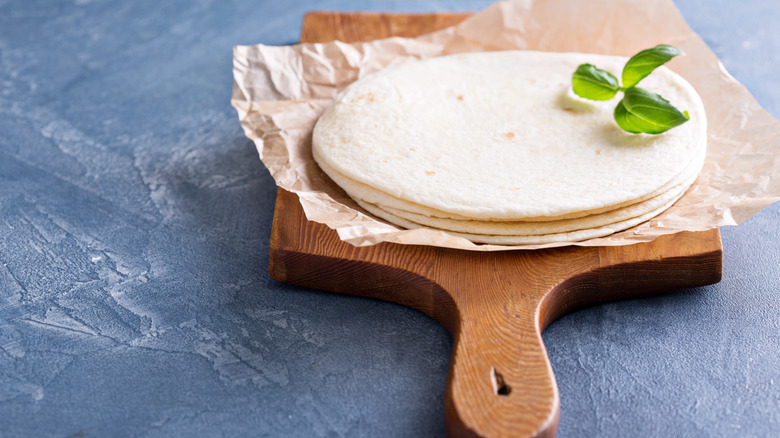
[{"xmin": 490, "ymin": 367, "xmax": 511, "ymax": 396}]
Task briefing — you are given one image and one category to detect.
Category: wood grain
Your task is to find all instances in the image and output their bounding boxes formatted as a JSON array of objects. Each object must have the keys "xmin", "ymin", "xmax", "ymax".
[
  {"xmin": 270, "ymin": 11, "xmax": 724, "ymax": 438},
  {"xmin": 301, "ymin": 11, "xmax": 470, "ymax": 43}
]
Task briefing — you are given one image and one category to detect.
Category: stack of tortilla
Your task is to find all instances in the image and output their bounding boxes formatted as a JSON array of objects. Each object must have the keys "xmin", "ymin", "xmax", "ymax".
[{"xmin": 312, "ymin": 51, "xmax": 707, "ymax": 245}]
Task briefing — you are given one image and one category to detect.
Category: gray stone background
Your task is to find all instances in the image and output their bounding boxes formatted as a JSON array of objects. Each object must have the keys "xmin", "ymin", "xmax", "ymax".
[{"xmin": 1, "ymin": 0, "xmax": 778, "ymax": 436}]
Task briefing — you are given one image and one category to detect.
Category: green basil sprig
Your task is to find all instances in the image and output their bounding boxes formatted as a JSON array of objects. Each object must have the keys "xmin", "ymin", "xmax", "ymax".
[{"xmin": 571, "ymin": 44, "xmax": 689, "ymax": 135}]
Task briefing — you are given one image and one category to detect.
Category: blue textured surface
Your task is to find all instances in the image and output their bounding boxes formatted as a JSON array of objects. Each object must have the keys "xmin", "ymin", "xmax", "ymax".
[{"xmin": 1, "ymin": 1, "xmax": 779, "ymax": 437}]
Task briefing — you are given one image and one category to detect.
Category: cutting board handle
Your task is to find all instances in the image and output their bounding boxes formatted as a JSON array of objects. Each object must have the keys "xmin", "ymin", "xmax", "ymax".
[{"xmin": 444, "ymin": 284, "xmax": 558, "ymax": 438}]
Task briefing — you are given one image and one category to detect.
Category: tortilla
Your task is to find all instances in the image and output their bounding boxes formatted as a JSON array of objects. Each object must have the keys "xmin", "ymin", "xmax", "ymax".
[
  {"xmin": 355, "ymin": 189, "xmax": 686, "ymax": 245},
  {"xmin": 373, "ymin": 172, "xmax": 698, "ymax": 236},
  {"xmin": 314, "ymin": 147, "xmax": 704, "ymax": 222},
  {"xmin": 313, "ymin": 50, "xmax": 707, "ymax": 221}
]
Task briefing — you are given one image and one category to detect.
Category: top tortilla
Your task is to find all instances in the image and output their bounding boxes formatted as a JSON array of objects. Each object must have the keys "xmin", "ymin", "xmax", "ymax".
[{"xmin": 312, "ymin": 50, "xmax": 707, "ymax": 220}]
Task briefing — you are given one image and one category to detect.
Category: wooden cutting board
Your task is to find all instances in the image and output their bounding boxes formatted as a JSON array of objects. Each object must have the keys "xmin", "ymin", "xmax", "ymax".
[{"xmin": 270, "ymin": 11, "xmax": 723, "ymax": 438}]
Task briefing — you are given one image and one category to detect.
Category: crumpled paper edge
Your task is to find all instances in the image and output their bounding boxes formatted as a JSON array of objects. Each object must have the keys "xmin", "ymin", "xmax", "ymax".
[{"xmin": 232, "ymin": 0, "xmax": 780, "ymax": 251}]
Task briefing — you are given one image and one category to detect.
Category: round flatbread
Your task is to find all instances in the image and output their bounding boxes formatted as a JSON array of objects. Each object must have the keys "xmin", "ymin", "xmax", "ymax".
[
  {"xmin": 313, "ymin": 50, "xmax": 707, "ymax": 221},
  {"xmin": 314, "ymin": 147, "xmax": 703, "ymax": 222},
  {"xmin": 355, "ymin": 188, "xmax": 686, "ymax": 245},
  {"xmin": 373, "ymin": 171, "xmax": 698, "ymax": 236}
]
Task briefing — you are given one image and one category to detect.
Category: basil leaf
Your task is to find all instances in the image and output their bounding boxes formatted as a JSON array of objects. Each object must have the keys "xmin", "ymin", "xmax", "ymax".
[
  {"xmin": 622, "ymin": 44, "xmax": 683, "ymax": 89},
  {"xmin": 613, "ymin": 87, "xmax": 689, "ymax": 134},
  {"xmin": 572, "ymin": 64, "xmax": 620, "ymax": 101}
]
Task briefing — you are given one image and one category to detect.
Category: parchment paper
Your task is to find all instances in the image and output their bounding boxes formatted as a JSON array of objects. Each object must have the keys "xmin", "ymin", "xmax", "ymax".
[{"xmin": 231, "ymin": 0, "xmax": 780, "ymax": 251}]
